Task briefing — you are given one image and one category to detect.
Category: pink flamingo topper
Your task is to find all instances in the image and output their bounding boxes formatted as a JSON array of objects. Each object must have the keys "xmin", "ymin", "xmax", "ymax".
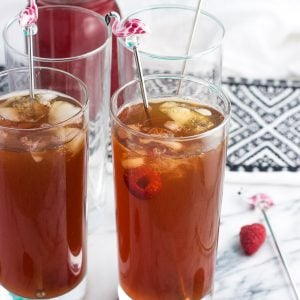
[
  {"xmin": 248, "ymin": 193, "xmax": 274, "ymax": 210},
  {"xmin": 105, "ymin": 11, "xmax": 150, "ymax": 39},
  {"xmin": 18, "ymin": 0, "xmax": 39, "ymax": 99},
  {"xmin": 105, "ymin": 11, "xmax": 151, "ymax": 111},
  {"xmin": 19, "ymin": 0, "xmax": 38, "ymax": 29}
]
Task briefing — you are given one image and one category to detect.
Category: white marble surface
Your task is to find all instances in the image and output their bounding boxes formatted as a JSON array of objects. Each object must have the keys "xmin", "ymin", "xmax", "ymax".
[
  {"xmin": 0, "ymin": 1, "xmax": 299, "ymax": 299},
  {"xmin": 85, "ymin": 173, "xmax": 300, "ymax": 300}
]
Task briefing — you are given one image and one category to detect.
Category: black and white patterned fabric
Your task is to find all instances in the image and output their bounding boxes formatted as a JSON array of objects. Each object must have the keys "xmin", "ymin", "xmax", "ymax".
[
  {"xmin": 0, "ymin": 69, "xmax": 298, "ymax": 175},
  {"xmin": 224, "ymin": 77, "xmax": 300, "ymax": 173}
]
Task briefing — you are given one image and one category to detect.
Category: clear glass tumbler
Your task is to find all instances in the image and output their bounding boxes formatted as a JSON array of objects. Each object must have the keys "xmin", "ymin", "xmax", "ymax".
[
  {"xmin": 118, "ymin": 5, "xmax": 224, "ymax": 87},
  {"xmin": 3, "ymin": 5, "xmax": 112, "ymax": 231},
  {"xmin": 0, "ymin": 66, "xmax": 88, "ymax": 300},
  {"xmin": 36, "ymin": 0, "xmax": 122, "ymax": 96},
  {"xmin": 110, "ymin": 74, "xmax": 230, "ymax": 300}
]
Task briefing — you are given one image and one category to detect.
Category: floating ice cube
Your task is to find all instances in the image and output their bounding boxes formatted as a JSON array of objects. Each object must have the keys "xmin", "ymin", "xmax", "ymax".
[
  {"xmin": 53, "ymin": 127, "xmax": 81, "ymax": 143},
  {"xmin": 157, "ymin": 157, "xmax": 189, "ymax": 178},
  {"xmin": 159, "ymin": 101, "xmax": 178, "ymax": 109},
  {"xmin": 164, "ymin": 121, "xmax": 182, "ymax": 132},
  {"xmin": 30, "ymin": 101, "xmax": 49, "ymax": 121},
  {"xmin": 160, "ymin": 106, "xmax": 197, "ymax": 125},
  {"xmin": 157, "ymin": 140, "xmax": 183, "ymax": 151},
  {"xmin": 38, "ymin": 93, "xmax": 58, "ymax": 104},
  {"xmin": 194, "ymin": 108, "xmax": 212, "ymax": 116},
  {"xmin": 0, "ymin": 107, "xmax": 20, "ymax": 122},
  {"xmin": 160, "ymin": 102, "xmax": 215, "ymax": 134},
  {"xmin": 121, "ymin": 157, "xmax": 144, "ymax": 169},
  {"xmin": 65, "ymin": 129, "xmax": 85, "ymax": 156},
  {"xmin": 31, "ymin": 151, "xmax": 45, "ymax": 163},
  {"xmin": 48, "ymin": 101, "xmax": 81, "ymax": 124}
]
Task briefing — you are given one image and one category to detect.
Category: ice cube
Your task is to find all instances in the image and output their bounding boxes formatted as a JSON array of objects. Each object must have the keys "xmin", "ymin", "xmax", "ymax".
[
  {"xmin": 121, "ymin": 157, "xmax": 144, "ymax": 169},
  {"xmin": 161, "ymin": 102, "xmax": 215, "ymax": 134},
  {"xmin": 164, "ymin": 121, "xmax": 182, "ymax": 132},
  {"xmin": 159, "ymin": 101, "xmax": 178, "ymax": 109},
  {"xmin": 65, "ymin": 129, "xmax": 85, "ymax": 156},
  {"xmin": 157, "ymin": 158, "xmax": 189, "ymax": 178},
  {"xmin": 37, "ymin": 93, "xmax": 58, "ymax": 104},
  {"xmin": 0, "ymin": 107, "xmax": 20, "ymax": 122},
  {"xmin": 52, "ymin": 127, "xmax": 81, "ymax": 143},
  {"xmin": 158, "ymin": 141, "xmax": 183, "ymax": 151},
  {"xmin": 48, "ymin": 101, "xmax": 81, "ymax": 124},
  {"xmin": 31, "ymin": 151, "xmax": 45, "ymax": 163},
  {"xmin": 160, "ymin": 105, "xmax": 197, "ymax": 125},
  {"xmin": 30, "ymin": 101, "xmax": 49, "ymax": 121},
  {"xmin": 194, "ymin": 108, "xmax": 212, "ymax": 116}
]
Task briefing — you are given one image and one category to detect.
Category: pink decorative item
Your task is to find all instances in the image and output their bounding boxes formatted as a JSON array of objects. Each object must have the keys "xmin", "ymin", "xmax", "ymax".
[
  {"xmin": 248, "ymin": 193, "xmax": 274, "ymax": 210},
  {"xmin": 19, "ymin": 0, "xmax": 38, "ymax": 28},
  {"xmin": 243, "ymin": 191, "xmax": 299, "ymax": 299},
  {"xmin": 105, "ymin": 11, "xmax": 150, "ymax": 38},
  {"xmin": 18, "ymin": 0, "xmax": 39, "ymax": 98},
  {"xmin": 106, "ymin": 11, "xmax": 150, "ymax": 112}
]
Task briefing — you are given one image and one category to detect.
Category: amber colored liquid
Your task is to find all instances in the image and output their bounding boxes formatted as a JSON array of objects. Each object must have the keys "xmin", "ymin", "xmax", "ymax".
[
  {"xmin": 112, "ymin": 99, "xmax": 226, "ymax": 299},
  {"xmin": 0, "ymin": 93, "xmax": 87, "ymax": 298}
]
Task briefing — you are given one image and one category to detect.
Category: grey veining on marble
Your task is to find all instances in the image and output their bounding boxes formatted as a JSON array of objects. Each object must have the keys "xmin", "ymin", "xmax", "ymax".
[{"xmin": 214, "ymin": 195, "xmax": 300, "ymax": 300}]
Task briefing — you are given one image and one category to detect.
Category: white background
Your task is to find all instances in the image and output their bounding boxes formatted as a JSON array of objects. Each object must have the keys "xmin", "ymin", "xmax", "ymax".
[{"xmin": 1, "ymin": 0, "xmax": 300, "ymax": 80}]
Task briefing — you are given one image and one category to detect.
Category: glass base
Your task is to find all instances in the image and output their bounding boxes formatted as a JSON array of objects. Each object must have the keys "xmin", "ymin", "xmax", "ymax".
[
  {"xmin": 0, "ymin": 277, "xmax": 87, "ymax": 300},
  {"xmin": 118, "ymin": 285, "xmax": 213, "ymax": 300}
]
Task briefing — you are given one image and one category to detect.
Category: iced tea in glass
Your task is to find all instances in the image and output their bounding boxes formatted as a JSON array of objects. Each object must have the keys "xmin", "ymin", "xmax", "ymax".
[
  {"xmin": 0, "ymin": 67, "xmax": 88, "ymax": 299},
  {"xmin": 111, "ymin": 75, "xmax": 230, "ymax": 300}
]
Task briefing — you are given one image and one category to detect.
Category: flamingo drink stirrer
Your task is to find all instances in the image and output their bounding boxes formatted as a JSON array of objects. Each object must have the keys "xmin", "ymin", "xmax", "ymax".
[
  {"xmin": 243, "ymin": 192, "xmax": 300, "ymax": 300},
  {"xmin": 105, "ymin": 12, "xmax": 151, "ymax": 116},
  {"xmin": 19, "ymin": 0, "xmax": 38, "ymax": 100}
]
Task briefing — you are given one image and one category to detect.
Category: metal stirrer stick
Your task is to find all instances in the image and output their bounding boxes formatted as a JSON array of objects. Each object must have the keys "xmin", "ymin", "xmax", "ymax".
[
  {"xmin": 19, "ymin": 0, "xmax": 39, "ymax": 100},
  {"xmin": 177, "ymin": 0, "xmax": 203, "ymax": 94},
  {"xmin": 105, "ymin": 12, "xmax": 151, "ymax": 117},
  {"xmin": 245, "ymin": 192, "xmax": 300, "ymax": 300},
  {"xmin": 132, "ymin": 44, "xmax": 149, "ymax": 110},
  {"xmin": 27, "ymin": 25, "xmax": 36, "ymax": 99}
]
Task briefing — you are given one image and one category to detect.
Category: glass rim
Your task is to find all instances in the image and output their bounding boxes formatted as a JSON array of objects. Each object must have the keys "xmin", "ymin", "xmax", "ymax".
[
  {"xmin": 110, "ymin": 74, "xmax": 231, "ymax": 142},
  {"xmin": 119, "ymin": 4, "xmax": 225, "ymax": 60},
  {"xmin": 3, "ymin": 5, "xmax": 112, "ymax": 63},
  {"xmin": 0, "ymin": 66, "xmax": 89, "ymax": 132}
]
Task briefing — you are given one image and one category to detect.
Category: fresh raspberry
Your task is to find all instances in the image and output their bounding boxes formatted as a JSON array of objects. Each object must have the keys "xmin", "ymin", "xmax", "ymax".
[
  {"xmin": 123, "ymin": 166, "xmax": 162, "ymax": 200},
  {"xmin": 239, "ymin": 223, "xmax": 266, "ymax": 255}
]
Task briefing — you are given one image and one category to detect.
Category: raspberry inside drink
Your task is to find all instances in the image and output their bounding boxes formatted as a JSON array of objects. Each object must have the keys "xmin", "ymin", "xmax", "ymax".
[
  {"xmin": 112, "ymin": 98, "xmax": 227, "ymax": 300},
  {"xmin": 0, "ymin": 91, "xmax": 87, "ymax": 298}
]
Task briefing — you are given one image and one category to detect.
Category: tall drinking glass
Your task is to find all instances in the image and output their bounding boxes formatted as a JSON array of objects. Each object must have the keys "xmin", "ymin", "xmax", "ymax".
[
  {"xmin": 3, "ymin": 5, "xmax": 112, "ymax": 231},
  {"xmin": 0, "ymin": 67, "xmax": 88, "ymax": 299},
  {"xmin": 36, "ymin": 0, "xmax": 122, "ymax": 96},
  {"xmin": 110, "ymin": 74, "xmax": 230, "ymax": 300},
  {"xmin": 118, "ymin": 5, "xmax": 224, "ymax": 87}
]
